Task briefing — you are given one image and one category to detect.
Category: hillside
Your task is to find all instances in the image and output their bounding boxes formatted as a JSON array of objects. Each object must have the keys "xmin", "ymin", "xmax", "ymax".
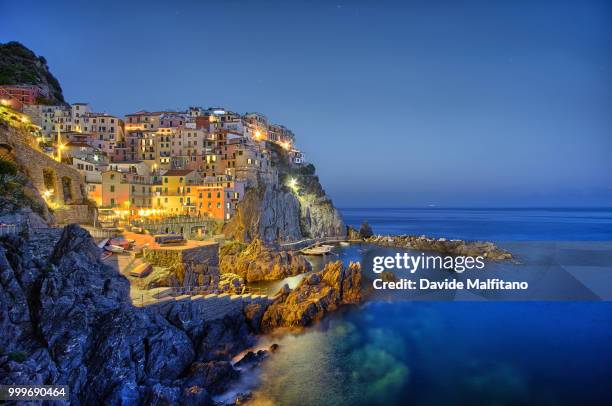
[{"xmin": 0, "ymin": 41, "xmax": 65, "ymax": 104}]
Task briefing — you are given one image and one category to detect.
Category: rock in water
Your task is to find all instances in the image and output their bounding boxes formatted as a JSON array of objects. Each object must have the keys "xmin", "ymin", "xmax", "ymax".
[
  {"xmin": 260, "ymin": 261, "xmax": 362, "ymax": 331},
  {"xmin": 364, "ymin": 234, "xmax": 513, "ymax": 260}
]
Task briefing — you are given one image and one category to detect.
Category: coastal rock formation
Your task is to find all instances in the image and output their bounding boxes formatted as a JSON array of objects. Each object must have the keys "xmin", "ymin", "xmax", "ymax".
[
  {"xmin": 223, "ymin": 183, "xmax": 303, "ymax": 243},
  {"xmin": 260, "ymin": 260, "xmax": 362, "ymax": 331},
  {"xmin": 0, "ymin": 224, "xmax": 260, "ymax": 405},
  {"xmin": 218, "ymin": 273, "xmax": 246, "ymax": 294},
  {"xmin": 223, "ymin": 149, "xmax": 345, "ymax": 244},
  {"xmin": 298, "ymin": 191, "xmax": 345, "ymax": 240},
  {"xmin": 220, "ymin": 238, "xmax": 311, "ymax": 282},
  {"xmin": 365, "ymin": 235, "xmax": 512, "ymax": 260}
]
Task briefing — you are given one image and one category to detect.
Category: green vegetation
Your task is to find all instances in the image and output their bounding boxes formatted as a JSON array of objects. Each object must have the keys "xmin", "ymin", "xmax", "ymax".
[
  {"xmin": 220, "ymin": 240, "xmax": 247, "ymax": 256},
  {"xmin": 0, "ymin": 41, "xmax": 65, "ymax": 104},
  {"xmin": 0, "ymin": 157, "xmax": 17, "ymax": 176},
  {"xmin": 0, "ymin": 158, "xmax": 46, "ymax": 216}
]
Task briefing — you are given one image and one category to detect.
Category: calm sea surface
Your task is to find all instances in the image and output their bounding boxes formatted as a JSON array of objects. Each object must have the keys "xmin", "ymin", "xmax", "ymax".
[{"xmin": 239, "ymin": 208, "xmax": 612, "ymax": 405}]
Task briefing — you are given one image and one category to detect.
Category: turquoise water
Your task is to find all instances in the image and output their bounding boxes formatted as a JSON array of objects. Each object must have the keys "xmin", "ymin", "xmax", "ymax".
[{"xmin": 245, "ymin": 208, "xmax": 612, "ymax": 405}]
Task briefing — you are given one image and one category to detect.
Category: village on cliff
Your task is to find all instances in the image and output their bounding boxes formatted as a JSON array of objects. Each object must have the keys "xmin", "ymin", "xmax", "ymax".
[{"xmin": 1, "ymin": 83, "xmax": 307, "ymax": 231}]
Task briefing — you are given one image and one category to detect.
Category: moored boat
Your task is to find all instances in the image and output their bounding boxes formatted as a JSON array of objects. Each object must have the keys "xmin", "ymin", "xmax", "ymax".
[{"xmin": 105, "ymin": 244, "xmax": 124, "ymax": 253}]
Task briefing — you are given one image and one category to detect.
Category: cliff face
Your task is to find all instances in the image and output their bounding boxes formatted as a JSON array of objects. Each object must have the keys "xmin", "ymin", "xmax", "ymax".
[
  {"xmin": 0, "ymin": 225, "xmax": 260, "ymax": 405},
  {"xmin": 0, "ymin": 42, "xmax": 66, "ymax": 104},
  {"xmin": 224, "ymin": 146, "xmax": 345, "ymax": 243},
  {"xmin": 298, "ymin": 190, "xmax": 345, "ymax": 240},
  {"xmin": 224, "ymin": 182, "xmax": 303, "ymax": 243}
]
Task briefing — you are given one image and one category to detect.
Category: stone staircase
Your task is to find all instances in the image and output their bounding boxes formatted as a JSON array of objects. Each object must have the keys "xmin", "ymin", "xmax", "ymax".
[{"xmin": 131, "ymin": 289, "xmax": 272, "ymax": 322}]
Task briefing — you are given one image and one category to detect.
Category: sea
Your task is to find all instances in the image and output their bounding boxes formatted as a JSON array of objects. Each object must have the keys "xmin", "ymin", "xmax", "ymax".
[{"xmin": 238, "ymin": 208, "xmax": 612, "ymax": 405}]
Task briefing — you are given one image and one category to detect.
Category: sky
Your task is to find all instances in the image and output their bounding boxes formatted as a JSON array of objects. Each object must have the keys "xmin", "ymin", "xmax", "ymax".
[{"xmin": 2, "ymin": 0, "xmax": 611, "ymax": 207}]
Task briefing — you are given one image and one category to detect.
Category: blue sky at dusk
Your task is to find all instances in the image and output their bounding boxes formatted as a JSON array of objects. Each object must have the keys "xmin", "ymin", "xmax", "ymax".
[{"xmin": 2, "ymin": 0, "xmax": 611, "ymax": 207}]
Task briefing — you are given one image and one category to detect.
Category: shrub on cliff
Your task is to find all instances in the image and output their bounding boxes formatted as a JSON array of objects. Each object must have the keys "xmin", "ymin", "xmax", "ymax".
[
  {"xmin": 0, "ymin": 157, "xmax": 17, "ymax": 176},
  {"xmin": 0, "ymin": 165, "xmax": 46, "ymax": 217},
  {"xmin": 220, "ymin": 240, "xmax": 247, "ymax": 256},
  {"xmin": 0, "ymin": 41, "xmax": 66, "ymax": 104}
]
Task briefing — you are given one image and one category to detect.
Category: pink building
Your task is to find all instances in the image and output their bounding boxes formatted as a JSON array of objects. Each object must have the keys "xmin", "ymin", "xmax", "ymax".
[{"xmin": 0, "ymin": 85, "xmax": 48, "ymax": 110}]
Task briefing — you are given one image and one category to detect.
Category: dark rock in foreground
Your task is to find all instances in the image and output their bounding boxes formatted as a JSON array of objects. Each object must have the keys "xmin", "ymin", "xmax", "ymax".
[
  {"xmin": 1, "ymin": 224, "xmax": 364, "ymax": 405},
  {"xmin": 0, "ymin": 225, "xmax": 257, "ymax": 405}
]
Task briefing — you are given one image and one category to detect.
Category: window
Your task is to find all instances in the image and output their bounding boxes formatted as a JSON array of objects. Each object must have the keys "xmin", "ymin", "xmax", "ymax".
[{"xmin": 110, "ymin": 185, "xmax": 115, "ymax": 192}]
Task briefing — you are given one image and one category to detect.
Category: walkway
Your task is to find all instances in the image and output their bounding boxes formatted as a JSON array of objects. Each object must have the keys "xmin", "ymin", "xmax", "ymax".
[{"xmin": 279, "ymin": 236, "xmax": 349, "ymax": 251}]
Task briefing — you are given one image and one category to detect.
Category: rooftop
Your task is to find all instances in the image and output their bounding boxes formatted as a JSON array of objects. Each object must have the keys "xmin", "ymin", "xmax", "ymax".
[{"xmin": 163, "ymin": 169, "xmax": 194, "ymax": 176}]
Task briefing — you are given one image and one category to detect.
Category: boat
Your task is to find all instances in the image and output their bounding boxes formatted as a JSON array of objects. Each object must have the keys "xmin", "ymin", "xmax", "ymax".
[
  {"xmin": 100, "ymin": 251, "xmax": 113, "ymax": 260},
  {"xmin": 340, "ymin": 241, "xmax": 350, "ymax": 247},
  {"xmin": 104, "ymin": 244, "xmax": 125, "ymax": 253},
  {"xmin": 109, "ymin": 238, "xmax": 134, "ymax": 250},
  {"xmin": 301, "ymin": 244, "xmax": 334, "ymax": 256},
  {"xmin": 97, "ymin": 238, "xmax": 109, "ymax": 249}
]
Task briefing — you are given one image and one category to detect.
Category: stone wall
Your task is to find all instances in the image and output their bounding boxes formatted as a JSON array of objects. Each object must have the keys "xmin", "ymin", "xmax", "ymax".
[
  {"xmin": 54, "ymin": 204, "xmax": 92, "ymax": 224},
  {"xmin": 139, "ymin": 219, "xmax": 218, "ymax": 239},
  {"xmin": 0, "ymin": 125, "xmax": 87, "ymax": 207},
  {"xmin": 143, "ymin": 243, "xmax": 220, "ymax": 288}
]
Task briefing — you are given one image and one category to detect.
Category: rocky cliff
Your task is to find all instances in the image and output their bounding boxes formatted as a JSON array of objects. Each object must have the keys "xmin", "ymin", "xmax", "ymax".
[
  {"xmin": 260, "ymin": 260, "xmax": 362, "ymax": 332},
  {"xmin": 224, "ymin": 147, "xmax": 345, "ymax": 244},
  {"xmin": 0, "ymin": 225, "xmax": 263, "ymax": 404},
  {"xmin": 0, "ymin": 41, "xmax": 66, "ymax": 104},
  {"xmin": 223, "ymin": 182, "xmax": 304, "ymax": 243}
]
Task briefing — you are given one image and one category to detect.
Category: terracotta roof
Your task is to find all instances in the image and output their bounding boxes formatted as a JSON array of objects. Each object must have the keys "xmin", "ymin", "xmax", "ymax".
[{"xmin": 163, "ymin": 169, "xmax": 194, "ymax": 176}]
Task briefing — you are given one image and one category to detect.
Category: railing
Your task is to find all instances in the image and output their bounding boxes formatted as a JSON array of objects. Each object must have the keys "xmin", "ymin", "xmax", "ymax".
[
  {"xmin": 82, "ymin": 226, "xmax": 121, "ymax": 239},
  {"xmin": 279, "ymin": 236, "xmax": 347, "ymax": 251},
  {"xmin": 0, "ymin": 224, "xmax": 19, "ymax": 236}
]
